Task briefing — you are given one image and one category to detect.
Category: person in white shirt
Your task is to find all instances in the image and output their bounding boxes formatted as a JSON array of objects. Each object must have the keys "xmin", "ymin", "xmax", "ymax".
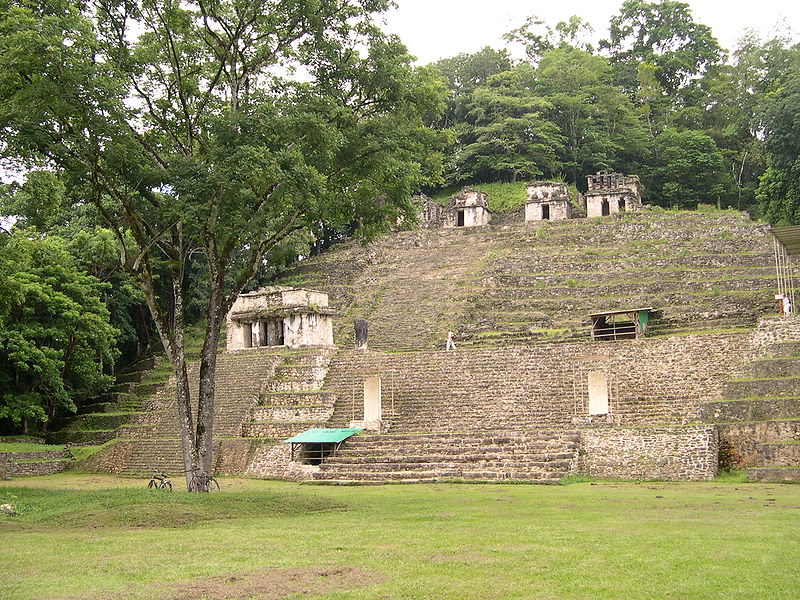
[{"xmin": 446, "ymin": 330, "xmax": 456, "ymax": 351}]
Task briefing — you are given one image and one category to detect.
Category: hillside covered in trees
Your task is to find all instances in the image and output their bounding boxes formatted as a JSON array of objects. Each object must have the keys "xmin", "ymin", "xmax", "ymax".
[{"xmin": 424, "ymin": 2, "xmax": 800, "ymax": 223}]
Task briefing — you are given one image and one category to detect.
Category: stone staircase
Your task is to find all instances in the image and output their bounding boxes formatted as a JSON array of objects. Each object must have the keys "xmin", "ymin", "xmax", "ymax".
[
  {"xmin": 312, "ymin": 430, "xmax": 581, "ymax": 483},
  {"xmin": 281, "ymin": 211, "xmax": 776, "ymax": 351},
  {"xmin": 702, "ymin": 339, "xmax": 800, "ymax": 482},
  {"xmin": 103, "ymin": 347, "xmax": 337, "ymax": 477},
  {"xmin": 45, "ymin": 354, "xmax": 160, "ymax": 445},
  {"xmin": 241, "ymin": 349, "xmax": 336, "ymax": 438}
]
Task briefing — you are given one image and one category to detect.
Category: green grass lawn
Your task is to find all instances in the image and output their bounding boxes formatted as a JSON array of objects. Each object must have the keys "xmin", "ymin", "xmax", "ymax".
[
  {"xmin": 0, "ymin": 442, "xmax": 65, "ymax": 453},
  {"xmin": 0, "ymin": 474, "xmax": 798, "ymax": 600}
]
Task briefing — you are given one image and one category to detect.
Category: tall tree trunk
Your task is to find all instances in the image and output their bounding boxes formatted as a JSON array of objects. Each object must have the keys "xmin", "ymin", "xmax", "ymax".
[{"xmin": 195, "ymin": 278, "xmax": 226, "ymax": 482}]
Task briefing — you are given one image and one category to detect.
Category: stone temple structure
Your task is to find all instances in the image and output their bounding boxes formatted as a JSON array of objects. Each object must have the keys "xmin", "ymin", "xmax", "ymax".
[
  {"xmin": 412, "ymin": 194, "xmax": 444, "ymax": 228},
  {"xmin": 444, "ymin": 187, "xmax": 491, "ymax": 228},
  {"xmin": 225, "ymin": 286, "xmax": 335, "ymax": 351},
  {"xmin": 585, "ymin": 170, "xmax": 643, "ymax": 217},
  {"xmin": 525, "ymin": 182, "xmax": 572, "ymax": 221},
  {"xmin": 63, "ymin": 187, "xmax": 800, "ymax": 487}
]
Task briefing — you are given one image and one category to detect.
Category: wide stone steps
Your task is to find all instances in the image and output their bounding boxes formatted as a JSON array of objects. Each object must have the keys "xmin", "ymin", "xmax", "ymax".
[
  {"xmin": 700, "ymin": 398, "xmax": 800, "ymax": 422},
  {"xmin": 483, "ymin": 267, "xmax": 775, "ymax": 288},
  {"xmin": 251, "ymin": 405, "xmax": 334, "ymax": 422},
  {"xmin": 319, "ymin": 459, "xmax": 576, "ymax": 472},
  {"xmin": 242, "ymin": 421, "xmax": 325, "ymax": 438},
  {"xmin": 705, "ymin": 338, "xmax": 800, "ymax": 483},
  {"xmin": 749, "ymin": 358, "xmax": 800, "ymax": 378},
  {"xmin": 258, "ymin": 391, "xmax": 335, "ymax": 407},
  {"xmin": 746, "ymin": 466, "xmax": 800, "ymax": 482},
  {"xmin": 312, "ymin": 468, "xmax": 564, "ymax": 483},
  {"xmin": 759, "ymin": 442, "xmax": 800, "ymax": 466},
  {"xmin": 328, "ymin": 452, "xmax": 577, "ymax": 465},
  {"xmin": 111, "ymin": 438, "xmax": 186, "ymax": 477},
  {"xmin": 723, "ymin": 376, "xmax": 800, "ymax": 399},
  {"xmin": 312, "ymin": 430, "xmax": 580, "ymax": 483}
]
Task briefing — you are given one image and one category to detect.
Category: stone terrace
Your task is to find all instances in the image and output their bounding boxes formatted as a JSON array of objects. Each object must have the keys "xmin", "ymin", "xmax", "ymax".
[
  {"xmin": 323, "ymin": 334, "xmax": 749, "ymax": 432},
  {"xmin": 281, "ymin": 211, "xmax": 774, "ymax": 351},
  {"xmin": 97, "ymin": 351, "xmax": 290, "ymax": 476},
  {"xmin": 308, "ymin": 332, "xmax": 749, "ymax": 483}
]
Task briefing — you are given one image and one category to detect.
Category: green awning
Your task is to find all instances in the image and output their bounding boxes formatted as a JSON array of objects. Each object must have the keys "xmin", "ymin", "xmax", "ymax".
[{"xmin": 283, "ymin": 428, "xmax": 363, "ymax": 444}]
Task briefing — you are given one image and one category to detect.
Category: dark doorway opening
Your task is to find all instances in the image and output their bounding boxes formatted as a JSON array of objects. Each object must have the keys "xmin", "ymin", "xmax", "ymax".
[
  {"xmin": 267, "ymin": 318, "xmax": 285, "ymax": 346},
  {"xmin": 542, "ymin": 204, "xmax": 550, "ymax": 220},
  {"xmin": 298, "ymin": 442, "xmax": 336, "ymax": 465},
  {"xmin": 618, "ymin": 199, "xmax": 625, "ymax": 212},
  {"xmin": 456, "ymin": 210, "xmax": 465, "ymax": 227},
  {"xmin": 601, "ymin": 199, "xmax": 610, "ymax": 216}
]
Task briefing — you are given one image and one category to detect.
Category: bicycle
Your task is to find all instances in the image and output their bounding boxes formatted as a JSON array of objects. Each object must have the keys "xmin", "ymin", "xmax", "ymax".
[
  {"xmin": 147, "ymin": 470, "xmax": 173, "ymax": 491},
  {"xmin": 189, "ymin": 469, "xmax": 220, "ymax": 492}
]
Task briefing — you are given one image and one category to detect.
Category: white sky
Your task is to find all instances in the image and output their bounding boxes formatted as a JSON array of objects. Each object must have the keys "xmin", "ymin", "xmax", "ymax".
[{"xmin": 381, "ymin": 0, "xmax": 800, "ymax": 64}]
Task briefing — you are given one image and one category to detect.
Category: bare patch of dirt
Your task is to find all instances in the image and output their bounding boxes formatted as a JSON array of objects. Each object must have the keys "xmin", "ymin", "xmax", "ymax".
[
  {"xmin": 45, "ymin": 566, "xmax": 382, "ymax": 600},
  {"xmin": 170, "ymin": 565, "xmax": 380, "ymax": 600}
]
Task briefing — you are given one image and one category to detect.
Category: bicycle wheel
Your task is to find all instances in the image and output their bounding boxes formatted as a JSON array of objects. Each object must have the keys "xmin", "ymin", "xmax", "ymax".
[
  {"xmin": 147, "ymin": 480, "xmax": 155, "ymax": 490},
  {"xmin": 208, "ymin": 478, "xmax": 220, "ymax": 492},
  {"xmin": 162, "ymin": 481, "xmax": 173, "ymax": 492}
]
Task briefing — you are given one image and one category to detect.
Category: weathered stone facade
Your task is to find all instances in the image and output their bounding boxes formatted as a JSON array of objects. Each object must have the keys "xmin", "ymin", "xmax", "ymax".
[
  {"xmin": 226, "ymin": 287, "xmax": 335, "ymax": 351},
  {"xmin": 88, "ymin": 210, "xmax": 799, "ymax": 483},
  {"xmin": 412, "ymin": 194, "xmax": 444, "ymax": 228},
  {"xmin": 579, "ymin": 426, "xmax": 718, "ymax": 481},
  {"xmin": 585, "ymin": 170, "xmax": 643, "ymax": 217},
  {"xmin": 525, "ymin": 182, "xmax": 571, "ymax": 221},
  {"xmin": 443, "ymin": 188, "xmax": 491, "ymax": 228}
]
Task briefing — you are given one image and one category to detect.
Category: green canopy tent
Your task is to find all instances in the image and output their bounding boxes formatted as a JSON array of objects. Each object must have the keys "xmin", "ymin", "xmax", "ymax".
[{"xmin": 283, "ymin": 428, "xmax": 363, "ymax": 465}]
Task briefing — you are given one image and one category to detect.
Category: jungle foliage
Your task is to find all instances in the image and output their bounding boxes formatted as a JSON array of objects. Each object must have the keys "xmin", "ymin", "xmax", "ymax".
[{"xmin": 429, "ymin": 1, "xmax": 800, "ymax": 218}]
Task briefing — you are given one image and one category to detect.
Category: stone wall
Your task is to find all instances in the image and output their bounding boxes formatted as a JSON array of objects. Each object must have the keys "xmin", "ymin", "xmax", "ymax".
[
  {"xmin": 717, "ymin": 421, "xmax": 800, "ymax": 468},
  {"xmin": 1, "ymin": 459, "xmax": 69, "ymax": 477},
  {"xmin": 323, "ymin": 333, "xmax": 749, "ymax": 432},
  {"xmin": 746, "ymin": 316, "xmax": 800, "ymax": 359},
  {"xmin": 579, "ymin": 426, "xmax": 718, "ymax": 480},
  {"xmin": 244, "ymin": 440, "xmax": 319, "ymax": 480}
]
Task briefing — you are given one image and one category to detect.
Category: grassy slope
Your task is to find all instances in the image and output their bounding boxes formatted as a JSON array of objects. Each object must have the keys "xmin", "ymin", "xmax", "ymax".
[
  {"xmin": 429, "ymin": 181, "xmax": 529, "ymax": 214},
  {"xmin": 0, "ymin": 443, "xmax": 64, "ymax": 453},
  {"xmin": 1, "ymin": 475, "xmax": 798, "ymax": 600}
]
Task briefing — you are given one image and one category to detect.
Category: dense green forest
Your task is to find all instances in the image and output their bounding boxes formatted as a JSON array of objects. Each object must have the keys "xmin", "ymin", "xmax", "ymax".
[
  {"xmin": 1, "ymin": 0, "xmax": 799, "ymax": 438},
  {"xmin": 426, "ymin": 4, "xmax": 800, "ymax": 220}
]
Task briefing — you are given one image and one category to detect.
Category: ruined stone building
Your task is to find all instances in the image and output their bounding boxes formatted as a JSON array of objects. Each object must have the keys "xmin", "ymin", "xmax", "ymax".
[
  {"xmin": 585, "ymin": 170, "xmax": 643, "ymax": 217},
  {"xmin": 226, "ymin": 287, "xmax": 335, "ymax": 351},
  {"xmin": 443, "ymin": 187, "xmax": 491, "ymax": 227},
  {"xmin": 525, "ymin": 182, "xmax": 572, "ymax": 221},
  {"xmin": 412, "ymin": 194, "xmax": 444, "ymax": 228}
]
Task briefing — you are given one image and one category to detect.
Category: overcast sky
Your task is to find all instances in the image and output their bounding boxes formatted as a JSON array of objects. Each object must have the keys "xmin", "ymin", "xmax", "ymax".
[{"xmin": 381, "ymin": 0, "xmax": 800, "ymax": 64}]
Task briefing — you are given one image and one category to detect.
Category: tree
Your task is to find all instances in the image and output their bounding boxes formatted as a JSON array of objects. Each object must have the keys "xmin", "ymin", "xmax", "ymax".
[
  {"xmin": 536, "ymin": 47, "xmax": 649, "ymax": 185},
  {"xmin": 432, "ymin": 46, "xmax": 513, "ymax": 128},
  {"xmin": 448, "ymin": 64, "xmax": 563, "ymax": 184},
  {"xmin": 504, "ymin": 14, "xmax": 594, "ymax": 63},
  {"xmin": 0, "ymin": 231, "xmax": 117, "ymax": 433},
  {"xmin": 0, "ymin": 0, "xmax": 445, "ymax": 490},
  {"xmin": 648, "ymin": 129, "xmax": 732, "ymax": 208},
  {"xmin": 601, "ymin": 0, "xmax": 721, "ymax": 97},
  {"xmin": 757, "ymin": 72, "xmax": 800, "ymax": 224},
  {"xmin": 1, "ymin": 171, "xmax": 153, "ymax": 363}
]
